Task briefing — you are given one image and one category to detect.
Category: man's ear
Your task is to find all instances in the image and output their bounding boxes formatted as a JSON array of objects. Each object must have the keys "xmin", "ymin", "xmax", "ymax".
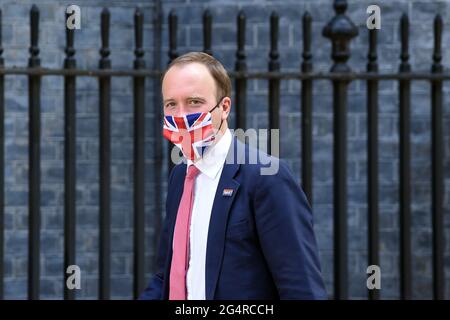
[{"xmin": 221, "ymin": 97, "xmax": 231, "ymax": 120}]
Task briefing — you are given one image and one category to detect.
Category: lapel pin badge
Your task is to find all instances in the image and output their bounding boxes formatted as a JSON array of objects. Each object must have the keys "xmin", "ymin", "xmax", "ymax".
[{"xmin": 222, "ymin": 188, "xmax": 234, "ymax": 197}]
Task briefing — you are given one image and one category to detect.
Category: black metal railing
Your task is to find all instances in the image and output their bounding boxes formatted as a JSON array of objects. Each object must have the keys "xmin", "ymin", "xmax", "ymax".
[
  {"xmin": 27, "ymin": 5, "xmax": 41, "ymax": 300},
  {"xmin": 0, "ymin": 0, "xmax": 447, "ymax": 300},
  {"xmin": 63, "ymin": 8, "xmax": 77, "ymax": 301}
]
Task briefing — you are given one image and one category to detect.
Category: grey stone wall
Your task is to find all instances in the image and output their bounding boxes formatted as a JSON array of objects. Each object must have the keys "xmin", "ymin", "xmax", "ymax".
[{"xmin": 1, "ymin": 0, "xmax": 449, "ymax": 299}]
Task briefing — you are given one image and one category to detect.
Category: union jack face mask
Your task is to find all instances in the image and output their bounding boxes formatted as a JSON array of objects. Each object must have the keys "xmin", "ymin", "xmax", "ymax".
[{"xmin": 163, "ymin": 98, "xmax": 224, "ymax": 161}]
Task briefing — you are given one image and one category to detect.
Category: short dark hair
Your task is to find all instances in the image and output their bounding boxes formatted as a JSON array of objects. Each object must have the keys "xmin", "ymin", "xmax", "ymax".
[{"xmin": 163, "ymin": 52, "xmax": 231, "ymax": 101}]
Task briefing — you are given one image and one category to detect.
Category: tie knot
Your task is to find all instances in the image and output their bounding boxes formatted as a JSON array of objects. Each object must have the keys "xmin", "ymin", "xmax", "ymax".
[{"xmin": 186, "ymin": 165, "xmax": 200, "ymax": 180}]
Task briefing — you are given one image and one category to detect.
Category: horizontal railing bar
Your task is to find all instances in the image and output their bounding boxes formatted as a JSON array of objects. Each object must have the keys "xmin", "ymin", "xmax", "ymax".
[
  {"xmin": 1, "ymin": 68, "xmax": 450, "ymax": 80},
  {"xmin": 0, "ymin": 68, "xmax": 162, "ymax": 77},
  {"xmin": 229, "ymin": 72, "xmax": 450, "ymax": 80}
]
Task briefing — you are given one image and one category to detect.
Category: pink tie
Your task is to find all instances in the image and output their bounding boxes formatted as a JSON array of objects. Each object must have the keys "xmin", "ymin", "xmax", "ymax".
[{"xmin": 169, "ymin": 165, "xmax": 200, "ymax": 300}]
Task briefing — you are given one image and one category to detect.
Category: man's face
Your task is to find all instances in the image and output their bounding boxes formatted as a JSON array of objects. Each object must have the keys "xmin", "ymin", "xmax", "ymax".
[{"xmin": 162, "ymin": 62, "xmax": 230, "ymax": 133}]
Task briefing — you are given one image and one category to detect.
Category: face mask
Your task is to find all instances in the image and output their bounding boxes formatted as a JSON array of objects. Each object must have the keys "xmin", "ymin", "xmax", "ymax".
[{"xmin": 163, "ymin": 99, "xmax": 224, "ymax": 160}]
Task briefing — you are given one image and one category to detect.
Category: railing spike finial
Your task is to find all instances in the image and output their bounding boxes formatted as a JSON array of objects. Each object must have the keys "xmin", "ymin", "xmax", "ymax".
[
  {"xmin": 99, "ymin": 8, "xmax": 111, "ymax": 69},
  {"xmin": 269, "ymin": 11, "xmax": 279, "ymax": 70},
  {"xmin": 302, "ymin": 11, "xmax": 312, "ymax": 73},
  {"xmin": 29, "ymin": 4, "xmax": 40, "ymax": 67},
  {"xmin": 432, "ymin": 14, "xmax": 443, "ymax": 73},
  {"xmin": 134, "ymin": 7, "xmax": 145, "ymax": 69},
  {"xmin": 168, "ymin": 10, "xmax": 178, "ymax": 64},
  {"xmin": 236, "ymin": 10, "xmax": 246, "ymax": 65},
  {"xmin": 203, "ymin": 9, "xmax": 212, "ymax": 56},
  {"xmin": 322, "ymin": 0, "xmax": 358, "ymax": 73},
  {"xmin": 64, "ymin": 10, "xmax": 76, "ymax": 69},
  {"xmin": 334, "ymin": 0, "xmax": 347, "ymax": 14},
  {"xmin": 0, "ymin": 9, "xmax": 3, "ymax": 63},
  {"xmin": 367, "ymin": 28, "xmax": 378, "ymax": 72},
  {"xmin": 399, "ymin": 13, "xmax": 410, "ymax": 73}
]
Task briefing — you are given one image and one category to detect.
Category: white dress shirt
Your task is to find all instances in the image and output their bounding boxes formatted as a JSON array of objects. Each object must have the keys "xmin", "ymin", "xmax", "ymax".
[{"xmin": 184, "ymin": 128, "xmax": 232, "ymax": 300}]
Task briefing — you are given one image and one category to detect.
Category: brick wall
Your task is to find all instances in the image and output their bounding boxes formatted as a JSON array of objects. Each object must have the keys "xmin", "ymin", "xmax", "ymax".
[{"xmin": 2, "ymin": 0, "xmax": 450, "ymax": 299}]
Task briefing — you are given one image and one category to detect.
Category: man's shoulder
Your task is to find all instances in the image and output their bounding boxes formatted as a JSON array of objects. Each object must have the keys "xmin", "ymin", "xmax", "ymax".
[{"xmin": 228, "ymin": 138, "xmax": 292, "ymax": 182}]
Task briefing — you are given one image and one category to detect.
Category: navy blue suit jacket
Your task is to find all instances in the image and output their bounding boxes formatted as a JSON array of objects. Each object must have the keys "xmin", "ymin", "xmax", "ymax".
[{"xmin": 140, "ymin": 137, "xmax": 327, "ymax": 299}]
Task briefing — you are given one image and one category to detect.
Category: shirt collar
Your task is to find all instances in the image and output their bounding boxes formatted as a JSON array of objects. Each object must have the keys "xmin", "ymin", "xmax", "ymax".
[{"xmin": 186, "ymin": 129, "xmax": 232, "ymax": 180}]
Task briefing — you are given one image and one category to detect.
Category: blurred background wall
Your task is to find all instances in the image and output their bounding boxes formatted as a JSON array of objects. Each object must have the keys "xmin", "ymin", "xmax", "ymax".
[{"xmin": 1, "ymin": 0, "xmax": 449, "ymax": 299}]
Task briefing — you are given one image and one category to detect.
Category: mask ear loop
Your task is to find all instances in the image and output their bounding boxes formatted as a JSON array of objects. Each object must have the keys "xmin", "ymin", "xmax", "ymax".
[
  {"xmin": 209, "ymin": 97, "xmax": 225, "ymax": 135},
  {"xmin": 208, "ymin": 96, "xmax": 225, "ymax": 113}
]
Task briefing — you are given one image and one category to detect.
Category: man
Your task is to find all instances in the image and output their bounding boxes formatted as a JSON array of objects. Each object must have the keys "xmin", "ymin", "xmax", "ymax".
[{"xmin": 140, "ymin": 52, "xmax": 327, "ymax": 300}]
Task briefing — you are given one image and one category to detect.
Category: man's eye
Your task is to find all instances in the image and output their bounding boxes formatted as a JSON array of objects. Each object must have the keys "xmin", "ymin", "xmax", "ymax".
[
  {"xmin": 189, "ymin": 100, "xmax": 202, "ymax": 105},
  {"xmin": 165, "ymin": 102, "xmax": 175, "ymax": 108}
]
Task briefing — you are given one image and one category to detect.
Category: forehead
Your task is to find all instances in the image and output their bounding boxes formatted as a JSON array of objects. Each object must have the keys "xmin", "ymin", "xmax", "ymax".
[{"xmin": 162, "ymin": 62, "xmax": 216, "ymax": 98}]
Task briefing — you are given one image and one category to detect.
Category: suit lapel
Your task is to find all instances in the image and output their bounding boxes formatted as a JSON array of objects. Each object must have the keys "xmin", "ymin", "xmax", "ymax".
[{"xmin": 205, "ymin": 138, "xmax": 243, "ymax": 299}]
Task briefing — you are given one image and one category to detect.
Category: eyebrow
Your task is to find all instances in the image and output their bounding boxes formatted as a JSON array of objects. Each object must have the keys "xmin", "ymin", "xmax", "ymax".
[
  {"xmin": 163, "ymin": 98, "xmax": 175, "ymax": 104},
  {"xmin": 187, "ymin": 96, "xmax": 206, "ymax": 102},
  {"xmin": 163, "ymin": 96, "xmax": 206, "ymax": 104}
]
